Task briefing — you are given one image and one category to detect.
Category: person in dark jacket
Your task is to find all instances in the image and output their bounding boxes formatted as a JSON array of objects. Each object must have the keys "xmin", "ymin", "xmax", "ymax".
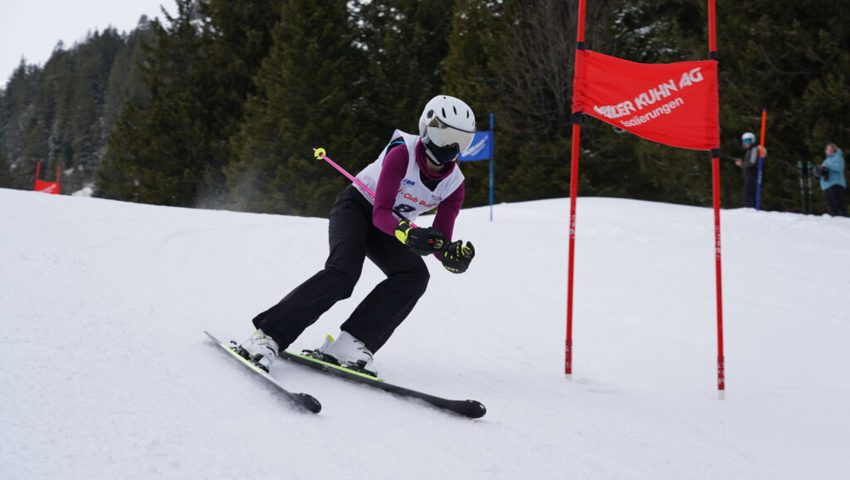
[
  {"xmin": 814, "ymin": 143, "xmax": 847, "ymax": 217},
  {"xmin": 734, "ymin": 131, "xmax": 767, "ymax": 208}
]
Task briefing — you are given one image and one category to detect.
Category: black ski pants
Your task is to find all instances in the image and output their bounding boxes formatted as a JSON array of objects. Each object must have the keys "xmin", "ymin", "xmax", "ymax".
[
  {"xmin": 824, "ymin": 185, "xmax": 848, "ymax": 217},
  {"xmin": 742, "ymin": 166, "xmax": 759, "ymax": 208},
  {"xmin": 252, "ymin": 186, "xmax": 430, "ymax": 353}
]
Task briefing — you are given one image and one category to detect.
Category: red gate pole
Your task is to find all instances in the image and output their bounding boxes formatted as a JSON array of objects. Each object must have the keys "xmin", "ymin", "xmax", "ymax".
[
  {"xmin": 708, "ymin": 0, "xmax": 726, "ymax": 395},
  {"xmin": 565, "ymin": 0, "xmax": 587, "ymax": 377},
  {"xmin": 566, "ymin": 123, "xmax": 581, "ymax": 376},
  {"xmin": 711, "ymin": 157, "xmax": 725, "ymax": 394},
  {"xmin": 34, "ymin": 160, "xmax": 42, "ymax": 189}
]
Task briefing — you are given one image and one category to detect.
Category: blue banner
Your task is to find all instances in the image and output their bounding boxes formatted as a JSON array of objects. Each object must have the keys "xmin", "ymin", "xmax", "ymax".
[{"xmin": 459, "ymin": 131, "xmax": 493, "ymax": 161}]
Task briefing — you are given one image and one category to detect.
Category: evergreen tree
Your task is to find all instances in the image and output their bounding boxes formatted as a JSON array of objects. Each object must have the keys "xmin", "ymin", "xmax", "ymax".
[
  {"xmin": 0, "ymin": 85, "xmax": 10, "ymax": 187},
  {"xmin": 441, "ymin": 0, "xmax": 502, "ymax": 207},
  {"xmin": 100, "ymin": 0, "xmax": 286, "ymax": 207},
  {"xmin": 104, "ymin": 17, "xmax": 155, "ymax": 133},
  {"xmin": 1, "ymin": 61, "xmax": 43, "ymax": 189},
  {"xmin": 355, "ymin": 0, "xmax": 454, "ymax": 134},
  {"xmin": 40, "ymin": 44, "xmax": 73, "ymax": 171},
  {"xmin": 98, "ymin": 0, "xmax": 211, "ymax": 204},
  {"xmin": 68, "ymin": 29, "xmax": 124, "ymax": 192},
  {"xmin": 0, "ymin": 91, "xmax": 7, "ymax": 187},
  {"xmin": 0, "ymin": 149, "xmax": 10, "ymax": 188},
  {"xmin": 1, "ymin": 30, "xmax": 126, "ymax": 193},
  {"xmin": 227, "ymin": 0, "xmax": 369, "ymax": 216},
  {"xmin": 194, "ymin": 0, "xmax": 286, "ymax": 207}
]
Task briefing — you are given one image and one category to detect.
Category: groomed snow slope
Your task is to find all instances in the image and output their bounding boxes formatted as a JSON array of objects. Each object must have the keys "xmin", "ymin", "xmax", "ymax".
[{"xmin": 2, "ymin": 187, "xmax": 849, "ymax": 479}]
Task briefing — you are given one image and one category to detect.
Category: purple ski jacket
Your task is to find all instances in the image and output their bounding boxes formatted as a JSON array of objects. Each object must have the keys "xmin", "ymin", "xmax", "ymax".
[{"xmin": 370, "ymin": 140, "xmax": 465, "ymax": 243}]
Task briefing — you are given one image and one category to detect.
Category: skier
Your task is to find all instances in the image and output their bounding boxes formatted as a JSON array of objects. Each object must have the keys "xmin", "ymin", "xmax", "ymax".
[
  {"xmin": 236, "ymin": 95, "xmax": 477, "ymax": 375},
  {"xmin": 734, "ymin": 131, "xmax": 767, "ymax": 208}
]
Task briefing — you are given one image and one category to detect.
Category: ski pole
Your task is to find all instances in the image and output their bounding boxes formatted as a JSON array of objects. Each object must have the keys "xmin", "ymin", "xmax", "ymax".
[
  {"xmin": 313, "ymin": 147, "xmax": 374, "ymax": 198},
  {"xmin": 313, "ymin": 147, "xmax": 415, "ymax": 226}
]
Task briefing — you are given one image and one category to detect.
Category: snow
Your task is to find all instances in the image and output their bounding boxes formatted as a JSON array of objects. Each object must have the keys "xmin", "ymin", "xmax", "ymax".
[
  {"xmin": 71, "ymin": 185, "xmax": 95, "ymax": 197},
  {"xmin": 1, "ymin": 187, "xmax": 849, "ymax": 479}
]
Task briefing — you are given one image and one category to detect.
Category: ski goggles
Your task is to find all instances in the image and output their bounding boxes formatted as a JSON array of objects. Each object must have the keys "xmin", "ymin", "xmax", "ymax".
[{"xmin": 424, "ymin": 116, "xmax": 475, "ymax": 154}]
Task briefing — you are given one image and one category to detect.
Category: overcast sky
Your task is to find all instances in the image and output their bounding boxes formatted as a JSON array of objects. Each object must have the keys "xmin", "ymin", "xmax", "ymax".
[{"xmin": 0, "ymin": 0, "xmax": 170, "ymax": 87}]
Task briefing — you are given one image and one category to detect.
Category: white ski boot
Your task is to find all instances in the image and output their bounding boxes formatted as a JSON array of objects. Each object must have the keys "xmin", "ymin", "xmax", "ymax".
[
  {"xmin": 317, "ymin": 331, "xmax": 377, "ymax": 376},
  {"xmin": 237, "ymin": 329, "xmax": 279, "ymax": 372}
]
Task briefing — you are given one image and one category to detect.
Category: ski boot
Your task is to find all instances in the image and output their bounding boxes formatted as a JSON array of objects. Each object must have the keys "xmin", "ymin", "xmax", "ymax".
[
  {"xmin": 235, "ymin": 329, "xmax": 279, "ymax": 372},
  {"xmin": 310, "ymin": 331, "xmax": 378, "ymax": 377}
]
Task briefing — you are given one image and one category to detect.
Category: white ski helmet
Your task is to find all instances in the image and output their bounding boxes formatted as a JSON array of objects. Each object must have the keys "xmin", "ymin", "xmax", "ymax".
[
  {"xmin": 741, "ymin": 132, "xmax": 756, "ymax": 144},
  {"xmin": 418, "ymin": 95, "xmax": 476, "ymax": 166}
]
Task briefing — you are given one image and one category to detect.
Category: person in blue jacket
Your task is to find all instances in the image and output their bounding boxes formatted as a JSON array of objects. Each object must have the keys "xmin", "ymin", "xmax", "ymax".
[{"xmin": 815, "ymin": 143, "xmax": 847, "ymax": 217}]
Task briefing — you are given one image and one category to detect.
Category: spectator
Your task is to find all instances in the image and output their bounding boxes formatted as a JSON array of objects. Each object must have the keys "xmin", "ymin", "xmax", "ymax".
[
  {"xmin": 814, "ymin": 143, "xmax": 847, "ymax": 217},
  {"xmin": 735, "ymin": 132, "xmax": 767, "ymax": 208}
]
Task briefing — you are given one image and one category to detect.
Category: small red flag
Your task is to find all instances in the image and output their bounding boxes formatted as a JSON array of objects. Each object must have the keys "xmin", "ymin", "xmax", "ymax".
[
  {"xmin": 34, "ymin": 179, "xmax": 60, "ymax": 194},
  {"xmin": 572, "ymin": 50, "xmax": 720, "ymax": 151}
]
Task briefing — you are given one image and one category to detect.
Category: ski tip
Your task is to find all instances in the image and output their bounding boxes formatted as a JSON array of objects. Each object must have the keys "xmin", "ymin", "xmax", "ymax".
[
  {"xmin": 203, "ymin": 330, "xmax": 221, "ymax": 344},
  {"xmin": 463, "ymin": 400, "xmax": 487, "ymax": 419}
]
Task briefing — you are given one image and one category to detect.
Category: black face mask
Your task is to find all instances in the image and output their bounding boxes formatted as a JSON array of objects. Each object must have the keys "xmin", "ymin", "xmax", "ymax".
[{"xmin": 423, "ymin": 139, "xmax": 460, "ymax": 166}]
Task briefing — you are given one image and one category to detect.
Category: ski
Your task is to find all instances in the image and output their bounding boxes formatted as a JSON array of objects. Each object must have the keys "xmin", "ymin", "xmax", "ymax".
[
  {"xmin": 279, "ymin": 350, "xmax": 486, "ymax": 419},
  {"xmin": 204, "ymin": 331, "xmax": 321, "ymax": 414}
]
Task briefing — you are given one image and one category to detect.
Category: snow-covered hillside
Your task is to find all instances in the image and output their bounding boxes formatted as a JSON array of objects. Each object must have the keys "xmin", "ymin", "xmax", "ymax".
[{"xmin": 2, "ymin": 187, "xmax": 849, "ymax": 479}]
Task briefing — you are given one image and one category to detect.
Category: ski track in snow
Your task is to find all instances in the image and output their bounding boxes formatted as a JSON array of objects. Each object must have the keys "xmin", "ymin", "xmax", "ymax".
[{"xmin": 1, "ymin": 188, "xmax": 849, "ymax": 479}]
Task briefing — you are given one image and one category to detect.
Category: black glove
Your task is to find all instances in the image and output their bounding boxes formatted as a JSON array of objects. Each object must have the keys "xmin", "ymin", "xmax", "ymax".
[
  {"xmin": 441, "ymin": 240, "xmax": 475, "ymax": 273},
  {"xmin": 394, "ymin": 220, "xmax": 446, "ymax": 255}
]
